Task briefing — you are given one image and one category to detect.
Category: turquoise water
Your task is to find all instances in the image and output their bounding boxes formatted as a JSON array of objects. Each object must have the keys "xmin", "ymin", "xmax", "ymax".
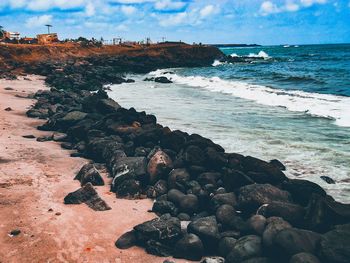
[{"xmin": 108, "ymin": 44, "xmax": 350, "ymax": 203}]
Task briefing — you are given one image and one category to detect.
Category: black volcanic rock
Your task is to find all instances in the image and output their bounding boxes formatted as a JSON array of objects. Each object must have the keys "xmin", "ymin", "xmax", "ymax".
[
  {"xmin": 174, "ymin": 233, "xmax": 204, "ymax": 261},
  {"xmin": 155, "ymin": 76, "xmax": 173, "ymax": 83},
  {"xmin": 188, "ymin": 216, "xmax": 220, "ymax": 251},
  {"xmin": 75, "ymin": 163, "xmax": 104, "ymax": 186}
]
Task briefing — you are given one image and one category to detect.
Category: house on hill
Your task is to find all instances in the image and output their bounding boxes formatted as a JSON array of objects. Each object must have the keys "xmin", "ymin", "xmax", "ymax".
[
  {"xmin": 3, "ymin": 31, "xmax": 20, "ymax": 40},
  {"xmin": 37, "ymin": 33, "xmax": 59, "ymax": 44}
]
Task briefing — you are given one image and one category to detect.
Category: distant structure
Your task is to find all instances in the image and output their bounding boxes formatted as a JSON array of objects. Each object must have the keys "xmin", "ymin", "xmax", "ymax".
[
  {"xmin": 3, "ymin": 31, "xmax": 20, "ymax": 40},
  {"xmin": 37, "ymin": 33, "xmax": 59, "ymax": 44},
  {"xmin": 45, "ymin": 24, "xmax": 53, "ymax": 34}
]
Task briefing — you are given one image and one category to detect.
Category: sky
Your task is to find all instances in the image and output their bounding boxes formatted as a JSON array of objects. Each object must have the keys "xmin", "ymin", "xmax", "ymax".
[{"xmin": 0, "ymin": 0, "xmax": 349, "ymax": 45}]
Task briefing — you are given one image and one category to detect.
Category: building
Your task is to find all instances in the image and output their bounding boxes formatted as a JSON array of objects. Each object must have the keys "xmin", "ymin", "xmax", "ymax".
[
  {"xmin": 37, "ymin": 33, "xmax": 59, "ymax": 44},
  {"xmin": 3, "ymin": 31, "xmax": 20, "ymax": 40}
]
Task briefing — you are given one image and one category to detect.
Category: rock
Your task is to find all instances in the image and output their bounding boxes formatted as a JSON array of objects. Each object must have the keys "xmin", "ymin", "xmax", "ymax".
[
  {"xmin": 36, "ymin": 135, "xmax": 52, "ymax": 142},
  {"xmin": 160, "ymin": 130, "xmax": 187, "ymax": 152},
  {"xmin": 262, "ymin": 217, "xmax": 292, "ymax": 248},
  {"xmin": 220, "ymin": 231, "xmax": 241, "ymax": 239},
  {"xmin": 205, "ymin": 147, "xmax": 228, "ymax": 169},
  {"xmin": 184, "ymin": 145, "xmax": 206, "ymax": 166},
  {"xmin": 179, "ymin": 194, "xmax": 199, "ymax": 215},
  {"xmin": 198, "ymin": 172, "xmax": 221, "ymax": 186},
  {"xmin": 257, "ymin": 201, "xmax": 305, "ymax": 226},
  {"xmin": 116, "ymin": 179, "xmax": 141, "ymax": 197},
  {"xmin": 167, "ymin": 189, "xmax": 186, "ymax": 205},
  {"xmin": 9, "ymin": 229, "xmax": 21, "ymax": 236},
  {"xmin": 269, "ymin": 159, "xmax": 286, "ymax": 171},
  {"xmin": 133, "ymin": 215, "xmax": 181, "ymax": 244},
  {"xmin": 241, "ymin": 258, "xmax": 271, "ymax": 263},
  {"xmin": 59, "ymin": 111, "xmax": 87, "ymax": 126},
  {"xmin": 188, "ymin": 216, "xmax": 220, "ymax": 251},
  {"xmin": 75, "ymin": 163, "xmax": 104, "ymax": 186},
  {"xmin": 115, "ymin": 230, "xmax": 137, "ymax": 249},
  {"xmin": 4, "ymin": 107, "xmax": 12, "ymax": 111},
  {"xmin": 246, "ymin": 215, "xmax": 267, "ymax": 236},
  {"xmin": 64, "ymin": 183, "xmax": 111, "ymax": 211},
  {"xmin": 61, "ymin": 142, "xmax": 73, "ymax": 150},
  {"xmin": 218, "ymin": 237, "xmax": 237, "ymax": 257},
  {"xmin": 147, "ymin": 180, "xmax": 168, "ymax": 198},
  {"xmin": 216, "ymin": 204, "xmax": 236, "ymax": 227},
  {"xmin": 319, "ymin": 224, "xmax": 350, "ymax": 263},
  {"xmin": 238, "ymin": 184, "xmax": 292, "ymax": 212},
  {"xmin": 241, "ymin": 156, "xmax": 287, "ymax": 184},
  {"xmin": 111, "ymin": 157, "xmax": 147, "ymax": 190},
  {"xmin": 178, "ymin": 213, "xmax": 191, "ymax": 221},
  {"xmin": 168, "ymin": 168, "xmax": 191, "ymax": 190},
  {"xmin": 282, "ymin": 179, "xmax": 326, "ymax": 206},
  {"xmin": 201, "ymin": 257, "xmax": 225, "ymax": 263},
  {"xmin": 272, "ymin": 228, "xmax": 322, "ymax": 259},
  {"xmin": 226, "ymin": 235, "xmax": 262, "ymax": 263},
  {"xmin": 305, "ymin": 194, "xmax": 350, "ymax": 232},
  {"xmin": 22, "ymin": 135, "xmax": 36, "ymax": 139},
  {"xmin": 155, "ymin": 76, "xmax": 173, "ymax": 83},
  {"xmin": 145, "ymin": 239, "xmax": 173, "ymax": 256},
  {"xmin": 174, "ymin": 233, "xmax": 204, "ymax": 261},
  {"xmin": 210, "ymin": 192, "xmax": 237, "ymax": 211},
  {"xmin": 290, "ymin": 253, "xmax": 320, "ymax": 263},
  {"xmin": 147, "ymin": 150, "xmax": 173, "ymax": 184},
  {"xmin": 320, "ymin": 176, "xmax": 335, "ymax": 184},
  {"xmin": 222, "ymin": 169, "xmax": 254, "ymax": 191},
  {"xmin": 152, "ymin": 200, "xmax": 178, "ymax": 216},
  {"xmin": 26, "ymin": 108, "xmax": 49, "ymax": 119},
  {"xmin": 52, "ymin": 132, "xmax": 67, "ymax": 142},
  {"xmin": 96, "ymin": 98, "xmax": 120, "ymax": 114}
]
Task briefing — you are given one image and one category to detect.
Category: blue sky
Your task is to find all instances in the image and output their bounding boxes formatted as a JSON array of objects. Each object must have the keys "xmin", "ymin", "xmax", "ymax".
[{"xmin": 0, "ymin": 0, "xmax": 349, "ymax": 45}]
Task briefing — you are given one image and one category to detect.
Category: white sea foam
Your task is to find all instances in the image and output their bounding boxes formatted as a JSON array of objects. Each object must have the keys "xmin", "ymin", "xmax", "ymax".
[
  {"xmin": 149, "ymin": 70, "xmax": 350, "ymax": 127},
  {"xmin": 212, "ymin": 60, "xmax": 225, "ymax": 66},
  {"xmin": 230, "ymin": 53, "xmax": 239, "ymax": 57},
  {"xmin": 248, "ymin": 51, "xmax": 269, "ymax": 59}
]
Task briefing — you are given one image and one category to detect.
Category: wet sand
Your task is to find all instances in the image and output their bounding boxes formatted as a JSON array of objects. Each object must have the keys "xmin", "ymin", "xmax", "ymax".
[{"xmin": 0, "ymin": 76, "xmax": 188, "ymax": 263}]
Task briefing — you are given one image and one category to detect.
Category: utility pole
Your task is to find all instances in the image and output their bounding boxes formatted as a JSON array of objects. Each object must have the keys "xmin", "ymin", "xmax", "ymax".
[
  {"xmin": 45, "ymin": 24, "xmax": 52, "ymax": 34},
  {"xmin": 162, "ymin": 37, "xmax": 166, "ymax": 43}
]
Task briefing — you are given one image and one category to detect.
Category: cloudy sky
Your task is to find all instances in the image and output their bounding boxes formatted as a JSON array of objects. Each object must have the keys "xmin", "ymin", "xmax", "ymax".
[{"xmin": 0, "ymin": 0, "xmax": 349, "ymax": 45}]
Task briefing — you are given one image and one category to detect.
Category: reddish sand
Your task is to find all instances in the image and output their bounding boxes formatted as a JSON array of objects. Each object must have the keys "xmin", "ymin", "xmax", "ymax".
[{"xmin": 0, "ymin": 76, "xmax": 189, "ymax": 263}]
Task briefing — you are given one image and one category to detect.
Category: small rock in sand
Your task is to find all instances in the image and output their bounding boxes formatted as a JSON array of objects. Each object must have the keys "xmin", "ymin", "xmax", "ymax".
[
  {"xmin": 9, "ymin": 229, "xmax": 21, "ymax": 236},
  {"xmin": 4, "ymin": 107, "xmax": 12, "ymax": 111},
  {"xmin": 22, "ymin": 135, "xmax": 36, "ymax": 139}
]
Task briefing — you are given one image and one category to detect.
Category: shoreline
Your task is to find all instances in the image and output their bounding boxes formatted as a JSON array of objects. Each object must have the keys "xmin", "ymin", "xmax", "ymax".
[{"xmin": 0, "ymin": 76, "xmax": 182, "ymax": 263}]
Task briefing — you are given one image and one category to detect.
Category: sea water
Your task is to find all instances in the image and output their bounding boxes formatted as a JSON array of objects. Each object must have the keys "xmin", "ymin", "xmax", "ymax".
[{"xmin": 108, "ymin": 44, "xmax": 350, "ymax": 203}]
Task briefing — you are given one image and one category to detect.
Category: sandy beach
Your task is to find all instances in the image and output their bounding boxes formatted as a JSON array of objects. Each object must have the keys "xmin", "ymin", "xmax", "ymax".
[{"xmin": 0, "ymin": 76, "xmax": 187, "ymax": 263}]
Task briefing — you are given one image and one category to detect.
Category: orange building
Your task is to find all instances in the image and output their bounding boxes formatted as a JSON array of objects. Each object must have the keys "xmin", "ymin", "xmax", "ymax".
[{"xmin": 37, "ymin": 33, "xmax": 59, "ymax": 44}]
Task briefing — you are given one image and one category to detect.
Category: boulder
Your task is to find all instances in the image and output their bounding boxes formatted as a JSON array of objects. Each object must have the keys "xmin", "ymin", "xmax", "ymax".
[
  {"xmin": 59, "ymin": 111, "xmax": 87, "ymax": 126},
  {"xmin": 184, "ymin": 145, "xmax": 206, "ymax": 166},
  {"xmin": 155, "ymin": 76, "xmax": 173, "ymax": 84},
  {"xmin": 198, "ymin": 172, "xmax": 221, "ymax": 186},
  {"xmin": 201, "ymin": 257, "xmax": 225, "ymax": 263},
  {"xmin": 290, "ymin": 253, "xmax": 320, "ymax": 263},
  {"xmin": 241, "ymin": 156, "xmax": 287, "ymax": 184},
  {"xmin": 167, "ymin": 168, "xmax": 191, "ymax": 190},
  {"xmin": 222, "ymin": 169, "xmax": 254, "ymax": 191},
  {"xmin": 147, "ymin": 150, "xmax": 173, "ymax": 184},
  {"xmin": 147, "ymin": 180, "xmax": 168, "ymax": 198},
  {"xmin": 145, "ymin": 239, "xmax": 173, "ymax": 257},
  {"xmin": 174, "ymin": 233, "xmax": 204, "ymax": 261},
  {"xmin": 238, "ymin": 184, "xmax": 292, "ymax": 212},
  {"xmin": 64, "ymin": 183, "xmax": 111, "ymax": 211},
  {"xmin": 226, "ymin": 235, "xmax": 263, "ymax": 263},
  {"xmin": 116, "ymin": 179, "xmax": 141, "ymax": 197},
  {"xmin": 257, "ymin": 201, "xmax": 305, "ymax": 226},
  {"xmin": 216, "ymin": 205, "xmax": 236, "ymax": 227},
  {"xmin": 246, "ymin": 215, "xmax": 267, "ymax": 236},
  {"xmin": 167, "ymin": 189, "xmax": 186, "ymax": 205},
  {"xmin": 262, "ymin": 217, "xmax": 292, "ymax": 248},
  {"xmin": 152, "ymin": 200, "xmax": 178, "ymax": 216},
  {"xmin": 218, "ymin": 237, "xmax": 237, "ymax": 257},
  {"xmin": 305, "ymin": 194, "xmax": 350, "ymax": 232},
  {"xmin": 320, "ymin": 176, "xmax": 335, "ymax": 184},
  {"xmin": 272, "ymin": 228, "xmax": 322, "ymax": 259},
  {"xmin": 115, "ymin": 230, "xmax": 137, "ymax": 249},
  {"xmin": 74, "ymin": 163, "xmax": 104, "ymax": 186},
  {"xmin": 319, "ymin": 224, "xmax": 350, "ymax": 263},
  {"xmin": 282, "ymin": 179, "xmax": 326, "ymax": 206},
  {"xmin": 210, "ymin": 192, "xmax": 237, "ymax": 211},
  {"xmin": 160, "ymin": 130, "xmax": 187, "ymax": 152},
  {"xmin": 133, "ymin": 215, "xmax": 181, "ymax": 244},
  {"xmin": 179, "ymin": 194, "xmax": 199, "ymax": 215},
  {"xmin": 269, "ymin": 159, "xmax": 286, "ymax": 171},
  {"xmin": 111, "ymin": 157, "xmax": 147, "ymax": 190},
  {"xmin": 188, "ymin": 216, "xmax": 220, "ymax": 250},
  {"xmin": 96, "ymin": 98, "xmax": 120, "ymax": 114},
  {"xmin": 241, "ymin": 258, "xmax": 271, "ymax": 263}
]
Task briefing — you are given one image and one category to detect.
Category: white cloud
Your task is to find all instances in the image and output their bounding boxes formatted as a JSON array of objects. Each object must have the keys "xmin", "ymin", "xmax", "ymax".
[
  {"xmin": 300, "ymin": 0, "xmax": 327, "ymax": 7},
  {"xmin": 116, "ymin": 24, "xmax": 128, "ymax": 31},
  {"xmin": 285, "ymin": 2, "xmax": 300, "ymax": 12},
  {"xmin": 260, "ymin": 1, "xmax": 280, "ymax": 15},
  {"xmin": 155, "ymin": 0, "xmax": 186, "ymax": 11},
  {"xmin": 25, "ymin": 15, "xmax": 53, "ymax": 28},
  {"xmin": 159, "ymin": 12, "xmax": 187, "ymax": 26},
  {"xmin": 121, "ymin": 5, "xmax": 137, "ymax": 15},
  {"xmin": 85, "ymin": 2, "xmax": 95, "ymax": 16},
  {"xmin": 200, "ymin": 5, "xmax": 216, "ymax": 18}
]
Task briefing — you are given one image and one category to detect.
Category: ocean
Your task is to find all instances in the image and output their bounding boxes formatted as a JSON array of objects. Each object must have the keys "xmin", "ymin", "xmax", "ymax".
[{"xmin": 108, "ymin": 44, "xmax": 350, "ymax": 203}]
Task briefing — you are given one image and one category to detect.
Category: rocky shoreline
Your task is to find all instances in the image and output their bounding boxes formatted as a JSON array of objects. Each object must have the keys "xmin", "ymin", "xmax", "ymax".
[{"xmin": 4, "ymin": 44, "xmax": 349, "ymax": 263}]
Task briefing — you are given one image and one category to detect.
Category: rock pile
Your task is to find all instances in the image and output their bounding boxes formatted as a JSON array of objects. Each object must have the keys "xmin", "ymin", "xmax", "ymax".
[{"xmin": 25, "ymin": 86, "xmax": 350, "ymax": 262}]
